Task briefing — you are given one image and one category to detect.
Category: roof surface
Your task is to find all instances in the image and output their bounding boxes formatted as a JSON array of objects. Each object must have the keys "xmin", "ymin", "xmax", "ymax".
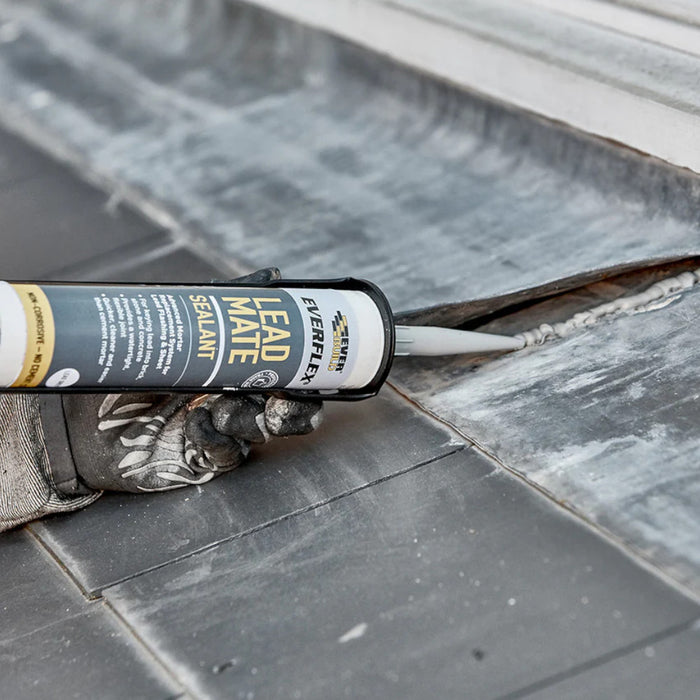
[{"xmin": 1, "ymin": 1, "xmax": 699, "ymax": 698}]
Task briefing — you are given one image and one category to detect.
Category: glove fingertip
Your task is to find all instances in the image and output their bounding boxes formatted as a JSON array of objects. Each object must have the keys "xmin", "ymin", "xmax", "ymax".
[
  {"xmin": 185, "ymin": 406, "xmax": 250, "ymax": 470},
  {"xmin": 265, "ymin": 397, "xmax": 324, "ymax": 437},
  {"xmin": 227, "ymin": 267, "xmax": 282, "ymax": 285},
  {"xmin": 211, "ymin": 395, "xmax": 268, "ymax": 443}
]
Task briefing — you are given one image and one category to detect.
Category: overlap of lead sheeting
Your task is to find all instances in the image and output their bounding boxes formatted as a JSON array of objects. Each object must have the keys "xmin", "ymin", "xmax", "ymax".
[
  {"xmin": 2, "ymin": 0, "xmax": 700, "ymax": 592},
  {"xmin": 0, "ymin": 0, "xmax": 699, "ymax": 312},
  {"xmin": 392, "ymin": 282, "xmax": 700, "ymax": 595}
]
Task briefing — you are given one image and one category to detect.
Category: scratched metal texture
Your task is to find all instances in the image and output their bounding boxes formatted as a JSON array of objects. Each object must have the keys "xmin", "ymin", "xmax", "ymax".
[
  {"xmin": 392, "ymin": 268, "xmax": 700, "ymax": 594},
  {"xmin": 0, "ymin": 0, "xmax": 700, "ymax": 316},
  {"xmin": 0, "ymin": 0, "xmax": 699, "ymax": 594}
]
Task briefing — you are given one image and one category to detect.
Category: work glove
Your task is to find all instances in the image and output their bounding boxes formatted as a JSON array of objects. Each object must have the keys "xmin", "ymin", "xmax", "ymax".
[
  {"xmin": 63, "ymin": 391, "xmax": 322, "ymax": 493},
  {"xmin": 0, "ymin": 393, "xmax": 101, "ymax": 533},
  {"xmin": 0, "ymin": 268, "xmax": 323, "ymax": 530},
  {"xmin": 64, "ymin": 266, "xmax": 323, "ymax": 493}
]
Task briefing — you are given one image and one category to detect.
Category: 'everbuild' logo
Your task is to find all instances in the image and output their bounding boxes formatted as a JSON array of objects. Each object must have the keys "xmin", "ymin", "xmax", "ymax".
[{"xmin": 329, "ymin": 311, "xmax": 349, "ymax": 372}]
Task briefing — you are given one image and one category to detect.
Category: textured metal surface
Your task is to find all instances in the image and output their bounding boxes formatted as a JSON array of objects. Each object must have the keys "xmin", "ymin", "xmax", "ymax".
[
  {"xmin": 392, "ymin": 268, "xmax": 700, "ymax": 593},
  {"xmin": 0, "ymin": 129, "xmax": 163, "ymax": 279},
  {"xmin": 527, "ymin": 620, "xmax": 700, "ymax": 700},
  {"xmin": 243, "ymin": 0, "xmax": 700, "ymax": 174},
  {"xmin": 0, "ymin": 0, "xmax": 700, "ymax": 315},
  {"xmin": 104, "ymin": 449, "xmax": 699, "ymax": 699},
  {"xmin": 1, "ymin": 121, "xmax": 699, "ymax": 697},
  {"xmin": 0, "ymin": 531, "xmax": 180, "ymax": 697},
  {"xmin": 1, "ymin": 0, "xmax": 699, "ymax": 594},
  {"xmin": 0, "ymin": 529, "xmax": 84, "ymax": 642}
]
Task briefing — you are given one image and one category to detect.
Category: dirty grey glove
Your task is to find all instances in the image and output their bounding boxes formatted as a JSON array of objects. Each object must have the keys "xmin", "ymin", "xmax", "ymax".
[
  {"xmin": 0, "ymin": 268, "xmax": 323, "ymax": 531},
  {"xmin": 0, "ymin": 394, "xmax": 100, "ymax": 533},
  {"xmin": 0, "ymin": 389, "xmax": 322, "ymax": 532},
  {"xmin": 64, "ymin": 391, "xmax": 322, "ymax": 493},
  {"xmin": 64, "ymin": 266, "xmax": 323, "ymax": 493}
]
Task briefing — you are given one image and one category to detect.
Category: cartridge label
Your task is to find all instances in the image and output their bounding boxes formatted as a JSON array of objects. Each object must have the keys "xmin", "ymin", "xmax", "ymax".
[{"xmin": 2, "ymin": 284, "xmax": 385, "ymax": 392}]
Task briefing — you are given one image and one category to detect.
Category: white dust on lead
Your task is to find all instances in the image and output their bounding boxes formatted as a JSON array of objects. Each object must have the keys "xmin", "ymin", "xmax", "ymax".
[
  {"xmin": 515, "ymin": 268, "xmax": 700, "ymax": 346},
  {"xmin": 28, "ymin": 90, "xmax": 54, "ymax": 110},
  {"xmin": 0, "ymin": 21, "xmax": 21, "ymax": 43},
  {"xmin": 338, "ymin": 622, "xmax": 368, "ymax": 644}
]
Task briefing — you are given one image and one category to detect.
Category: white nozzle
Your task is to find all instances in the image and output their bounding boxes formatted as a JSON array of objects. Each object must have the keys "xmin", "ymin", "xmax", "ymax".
[{"xmin": 394, "ymin": 325, "xmax": 525, "ymax": 357}]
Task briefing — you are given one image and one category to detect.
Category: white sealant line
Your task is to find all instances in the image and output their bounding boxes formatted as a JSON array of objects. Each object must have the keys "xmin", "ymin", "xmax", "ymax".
[{"xmin": 515, "ymin": 268, "xmax": 700, "ymax": 346}]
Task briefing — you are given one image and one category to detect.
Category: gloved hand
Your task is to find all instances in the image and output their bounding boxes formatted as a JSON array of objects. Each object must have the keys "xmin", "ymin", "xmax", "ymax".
[
  {"xmin": 0, "ymin": 269, "xmax": 323, "ymax": 531},
  {"xmin": 62, "ymin": 267, "xmax": 323, "ymax": 493},
  {"xmin": 64, "ymin": 391, "xmax": 322, "ymax": 493}
]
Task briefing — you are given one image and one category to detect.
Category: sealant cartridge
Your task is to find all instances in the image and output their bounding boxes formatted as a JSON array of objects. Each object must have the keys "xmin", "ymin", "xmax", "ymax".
[{"xmin": 0, "ymin": 278, "xmax": 521, "ymax": 400}]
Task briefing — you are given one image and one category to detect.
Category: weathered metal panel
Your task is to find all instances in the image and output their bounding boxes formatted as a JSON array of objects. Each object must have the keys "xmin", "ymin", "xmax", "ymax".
[
  {"xmin": 392, "ymin": 277, "xmax": 700, "ymax": 592},
  {"xmin": 1, "ymin": 0, "xmax": 699, "ymax": 593},
  {"xmin": 0, "ymin": 0, "xmax": 699, "ymax": 315}
]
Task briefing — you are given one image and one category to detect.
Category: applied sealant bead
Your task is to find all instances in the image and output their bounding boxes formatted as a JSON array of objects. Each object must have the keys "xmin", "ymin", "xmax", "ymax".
[{"xmin": 516, "ymin": 267, "xmax": 700, "ymax": 347}]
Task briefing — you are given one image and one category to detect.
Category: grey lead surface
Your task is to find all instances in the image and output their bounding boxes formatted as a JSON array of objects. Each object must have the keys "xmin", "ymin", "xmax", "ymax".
[
  {"xmin": 1, "ymin": 126, "xmax": 698, "ymax": 699},
  {"xmin": 35, "ymin": 388, "xmax": 463, "ymax": 595},
  {"xmin": 104, "ymin": 449, "xmax": 698, "ymax": 700},
  {"xmin": 0, "ymin": 132, "xmax": 163, "ymax": 279},
  {"xmin": 0, "ymin": 531, "xmax": 179, "ymax": 698},
  {"xmin": 527, "ymin": 622, "xmax": 700, "ymax": 700},
  {"xmin": 392, "ymin": 277, "xmax": 700, "ymax": 593},
  {"xmin": 1, "ymin": 0, "xmax": 700, "ymax": 313},
  {"xmin": 0, "ymin": 529, "xmax": 84, "ymax": 642},
  {"xmin": 1, "ymin": 2, "xmax": 699, "ymax": 697}
]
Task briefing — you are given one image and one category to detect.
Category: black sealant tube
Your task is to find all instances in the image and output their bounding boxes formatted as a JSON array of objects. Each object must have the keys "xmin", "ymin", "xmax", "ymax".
[{"xmin": 0, "ymin": 278, "xmax": 395, "ymax": 400}]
